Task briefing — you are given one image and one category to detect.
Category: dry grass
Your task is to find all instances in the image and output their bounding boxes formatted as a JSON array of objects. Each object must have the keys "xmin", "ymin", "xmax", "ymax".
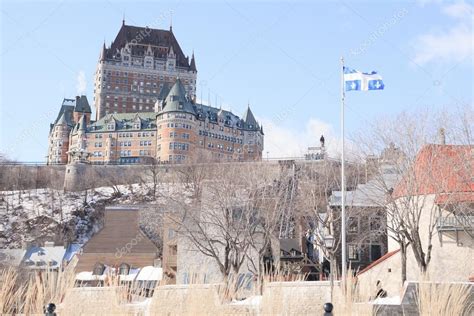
[
  {"xmin": 0, "ymin": 265, "xmax": 76, "ymax": 314},
  {"xmin": 2, "ymin": 265, "xmax": 473, "ymax": 315},
  {"xmin": 416, "ymin": 274, "xmax": 472, "ymax": 316},
  {"xmin": 333, "ymin": 270, "xmax": 374, "ymax": 316}
]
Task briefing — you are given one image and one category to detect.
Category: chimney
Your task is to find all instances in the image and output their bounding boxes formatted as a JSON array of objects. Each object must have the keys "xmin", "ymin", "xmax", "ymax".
[{"xmin": 438, "ymin": 128, "xmax": 446, "ymax": 145}]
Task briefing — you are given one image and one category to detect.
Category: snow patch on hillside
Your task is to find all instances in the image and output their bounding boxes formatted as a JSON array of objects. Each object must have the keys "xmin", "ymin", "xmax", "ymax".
[{"xmin": 0, "ymin": 183, "xmax": 160, "ymax": 248}]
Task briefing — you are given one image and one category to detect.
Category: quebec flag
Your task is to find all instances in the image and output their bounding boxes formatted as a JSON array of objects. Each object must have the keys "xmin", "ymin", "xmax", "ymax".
[{"xmin": 343, "ymin": 67, "xmax": 384, "ymax": 92}]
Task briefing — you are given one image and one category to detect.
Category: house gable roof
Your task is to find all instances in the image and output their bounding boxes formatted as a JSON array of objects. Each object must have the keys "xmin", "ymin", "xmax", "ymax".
[
  {"xmin": 81, "ymin": 207, "xmax": 158, "ymax": 254},
  {"xmin": 393, "ymin": 144, "xmax": 473, "ymax": 203}
]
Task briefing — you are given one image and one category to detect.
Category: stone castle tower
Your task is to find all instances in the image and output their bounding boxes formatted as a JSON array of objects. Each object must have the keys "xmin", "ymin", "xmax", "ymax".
[{"xmin": 47, "ymin": 96, "xmax": 92, "ymax": 164}]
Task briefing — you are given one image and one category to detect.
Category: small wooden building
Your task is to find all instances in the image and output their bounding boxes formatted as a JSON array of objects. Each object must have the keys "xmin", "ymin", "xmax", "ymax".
[{"xmin": 75, "ymin": 206, "xmax": 159, "ymax": 272}]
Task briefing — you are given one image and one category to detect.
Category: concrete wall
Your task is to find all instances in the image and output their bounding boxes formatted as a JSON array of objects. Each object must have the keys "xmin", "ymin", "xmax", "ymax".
[
  {"xmin": 0, "ymin": 164, "xmax": 66, "ymax": 190},
  {"xmin": 357, "ymin": 251, "xmax": 404, "ymax": 298},
  {"xmin": 261, "ymin": 281, "xmax": 342, "ymax": 315},
  {"xmin": 388, "ymin": 195, "xmax": 474, "ymax": 283},
  {"xmin": 1, "ymin": 159, "xmax": 327, "ymax": 191},
  {"xmin": 361, "ymin": 194, "xmax": 474, "ymax": 297}
]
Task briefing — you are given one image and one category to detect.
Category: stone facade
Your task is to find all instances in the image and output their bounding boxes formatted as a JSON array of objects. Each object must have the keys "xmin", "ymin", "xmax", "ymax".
[
  {"xmin": 48, "ymin": 23, "xmax": 263, "ymax": 165},
  {"xmin": 47, "ymin": 96, "xmax": 92, "ymax": 164},
  {"xmin": 49, "ymin": 80, "xmax": 263, "ymax": 165},
  {"xmin": 94, "ymin": 22, "xmax": 197, "ymax": 120}
]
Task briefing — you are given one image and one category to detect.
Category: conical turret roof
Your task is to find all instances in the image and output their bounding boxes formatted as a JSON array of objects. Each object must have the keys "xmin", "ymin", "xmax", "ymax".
[
  {"xmin": 242, "ymin": 105, "xmax": 258, "ymax": 129},
  {"xmin": 159, "ymin": 79, "xmax": 196, "ymax": 115},
  {"xmin": 78, "ymin": 114, "xmax": 87, "ymax": 132},
  {"xmin": 190, "ymin": 52, "xmax": 197, "ymax": 72}
]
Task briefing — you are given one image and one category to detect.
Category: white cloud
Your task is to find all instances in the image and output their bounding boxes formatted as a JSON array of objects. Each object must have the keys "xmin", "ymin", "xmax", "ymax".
[
  {"xmin": 76, "ymin": 71, "xmax": 87, "ymax": 94},
  {"xmin": 259, "ymin": 117, "xmax": 342, "ymax": 159},
  {"xmin": 413, "ymin": 2, "xmax": 473, "ymax": 65}
]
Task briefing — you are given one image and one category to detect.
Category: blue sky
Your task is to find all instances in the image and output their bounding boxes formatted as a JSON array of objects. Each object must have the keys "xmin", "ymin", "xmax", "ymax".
[{"xmin": 1, "ymin": 0, "xmax": 472, "ymax": 161}]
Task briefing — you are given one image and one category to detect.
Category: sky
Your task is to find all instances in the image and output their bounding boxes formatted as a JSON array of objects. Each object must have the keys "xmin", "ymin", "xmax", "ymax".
[{"xmin": 0, "ymin": 0, "xmax": 472, "ymax": 162}]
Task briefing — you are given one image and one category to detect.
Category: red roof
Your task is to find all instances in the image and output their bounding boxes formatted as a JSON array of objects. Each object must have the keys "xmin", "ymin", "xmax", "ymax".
[
  {"xmin": 393, "ymin": 145, "xmax": 473, "ymax": 203},
  {"xmin": 357, "ymin": 249, "xmax": 400, "ymax": 276}
]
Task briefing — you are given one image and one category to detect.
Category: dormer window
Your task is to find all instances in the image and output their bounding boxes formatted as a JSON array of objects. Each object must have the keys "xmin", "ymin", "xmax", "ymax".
[
  {"xmin": 119, "ymin": 263, "xmax": 130, "ymax": 275},
  {"xmin": 93, "ymin": 262, "xmax": 106, "ymax": 275}
]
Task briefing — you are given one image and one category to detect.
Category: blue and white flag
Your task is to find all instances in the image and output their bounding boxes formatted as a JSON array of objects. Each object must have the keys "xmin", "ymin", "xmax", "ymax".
[{"xmin": 343, "ymin": 67, "xmax": 384, "ymax": 92}]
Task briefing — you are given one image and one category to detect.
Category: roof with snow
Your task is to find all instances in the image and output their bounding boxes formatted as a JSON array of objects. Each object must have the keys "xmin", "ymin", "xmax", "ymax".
[
  {"xmin": 22, "ymin": 245, "xmax": 67, "ymax": 269},
  {"xmin": 0, "ymin": 249, "xmax": 26, "ymax": 267},
  {"xmin": 330, "ymin": 164, "xmax": 400, "ymax": 207}
]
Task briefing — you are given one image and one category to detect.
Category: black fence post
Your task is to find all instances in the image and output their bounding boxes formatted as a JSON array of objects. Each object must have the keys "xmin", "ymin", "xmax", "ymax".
[
  {"xmin": 323, "ymin": 302, "xmax": 333, "ymax": 315},
  {"xmin": 44, "ymin": 303, "xmax": 56, "ymax": 316}
]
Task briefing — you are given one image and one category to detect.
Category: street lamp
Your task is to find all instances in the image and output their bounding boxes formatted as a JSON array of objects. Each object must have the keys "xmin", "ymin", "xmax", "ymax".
[
  {"xmin": 324, "ymin": 235, "xmax": 335, "ymax": 249},
  {"xmin": 324, "ymin": 234, "xmax": 335, "ymax": 302}
]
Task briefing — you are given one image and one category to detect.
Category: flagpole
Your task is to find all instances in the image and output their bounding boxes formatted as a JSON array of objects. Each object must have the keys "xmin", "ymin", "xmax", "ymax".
[{"xmin": 340, "ymin": 56, "xmax": 347, "ymax": 281}]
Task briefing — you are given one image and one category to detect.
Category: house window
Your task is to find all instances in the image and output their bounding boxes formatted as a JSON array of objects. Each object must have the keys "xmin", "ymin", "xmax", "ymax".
[
  {"xmin": 370, "ymin": 216, "xmax": 381, "ymax": 231},
  {"xmin": 119, "ymin": 263, "xmax": 130, "ymax": 275},
  {"xmin": 170, "ymin": 245, "xmax": 177, "ymax": 255},
  {"xmin": 348, "ymin": 217, "xmax": 359, "ymax": 233},
  {"xmin": 370, "ymin": 244, "xmax": 382, "ymax": 262},
  {"xmin": 348, "ymin": 245, "xmax": 360, "ymax": 261},
  {"xmin": 93, "ymin": 262, "xmax": 106, "ymax": 275}
]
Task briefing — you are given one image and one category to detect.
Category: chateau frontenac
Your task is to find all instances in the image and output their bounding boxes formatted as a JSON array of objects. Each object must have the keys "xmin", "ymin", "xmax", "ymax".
[{"xmin": 47, "ymin": 22, "xmax": 263, "ymax": 164}]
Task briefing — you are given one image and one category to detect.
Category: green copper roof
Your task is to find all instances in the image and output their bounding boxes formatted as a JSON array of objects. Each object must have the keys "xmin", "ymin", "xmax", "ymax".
[
  {"xmin": 88, "ymin": 112, "xmax": 157, "ymax": 132},
  {"xmin": 78, "ymin": 114, "xmax": 87, "ymax": 131},
  {"xmin": 158, "ymin": 79, "xmax": 196, "ymax": 115},
  {"xmin": 56, "ymin": 112, "xmax": 68, "ymax": 125}
]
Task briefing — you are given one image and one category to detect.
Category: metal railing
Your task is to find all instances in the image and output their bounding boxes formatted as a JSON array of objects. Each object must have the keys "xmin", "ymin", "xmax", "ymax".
[{"xmin": 436, "ymin": 216, "xmax": 474, "ymax": 230}]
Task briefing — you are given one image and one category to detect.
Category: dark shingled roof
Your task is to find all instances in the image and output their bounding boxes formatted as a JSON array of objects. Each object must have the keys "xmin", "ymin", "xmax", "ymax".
[
  {"xmin": 50, "ymin": 99, "xmax": 75, "ymax": 132},
  {"xmin": 106, "ymin": 23, "xmax": 190, "ymax": 69},
  {"xmin": 190, "ymin": 52, "xmax": 197, "ymax": 72},
  {"xmin": 74, "ymin": 95, "xmax": 91, "ymax": 114}
]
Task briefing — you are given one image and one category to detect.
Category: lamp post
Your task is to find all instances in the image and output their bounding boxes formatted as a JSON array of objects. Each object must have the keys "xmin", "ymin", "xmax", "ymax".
[{"xmin": 324, "ymin": 235, "xmax": 335, "ymax": 302}]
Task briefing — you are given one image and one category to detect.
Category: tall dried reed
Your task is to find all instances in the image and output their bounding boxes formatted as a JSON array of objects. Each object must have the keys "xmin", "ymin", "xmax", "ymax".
[{"xmin": 416, "ymin": 274, "xmax": 472, "ymax": 316}]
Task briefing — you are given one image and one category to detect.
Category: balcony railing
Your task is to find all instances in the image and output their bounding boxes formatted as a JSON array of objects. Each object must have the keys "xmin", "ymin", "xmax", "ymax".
[{"xmin": 436, "ymin": 216, "xmax": 474, "ymax": 231}]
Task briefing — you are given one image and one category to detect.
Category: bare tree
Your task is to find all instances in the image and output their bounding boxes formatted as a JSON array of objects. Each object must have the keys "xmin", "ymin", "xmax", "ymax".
[{"xmin": 356, "ymin": 108, "xmax": 473, "ymax": 281}]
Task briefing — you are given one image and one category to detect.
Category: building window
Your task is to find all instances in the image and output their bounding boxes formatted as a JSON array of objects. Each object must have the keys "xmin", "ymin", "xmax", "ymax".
[
  {"xmin": 370, "ymin": 244, "xmax": 382, "ymax": 262},
  {"xmin": 348, "ymin": 217, "xmax": 359, "ymax": 233},
  {"xmin": 348, "ymin": 245, "xmax": 360, "ymax": 261},
  {"xmin": 370, "ymin": 216, "xmax": 381, "ymax": 231},
  {"xmin": 119, "ymin": 263, "xmax": 130, "ymax": 275},
  {"xmin": 93, "ymin": 263, "xmax": 105, "ymax": 275}
]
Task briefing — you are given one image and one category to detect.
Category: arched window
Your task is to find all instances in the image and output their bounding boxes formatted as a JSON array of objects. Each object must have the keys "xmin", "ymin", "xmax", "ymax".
[
  {"xmin": 93, "ymin": 262, "xmax": 105, "ymax": 275},
  {"xmin": 119, "ymin": 263, "xmax": 130, "ymax": 275}
]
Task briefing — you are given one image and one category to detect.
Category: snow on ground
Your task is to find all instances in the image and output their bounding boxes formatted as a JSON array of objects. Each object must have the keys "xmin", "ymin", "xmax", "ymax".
[
  {"xmin": 230, "ymin": 295, "xmax": 262, "ymax": 306},
  {"xmin": 372, "ymin": 295, "xmax": 401, "ymax": 305},
  {"xmin": 0, "ymin": 183, "xmax": 166, "ymax": 248}
]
